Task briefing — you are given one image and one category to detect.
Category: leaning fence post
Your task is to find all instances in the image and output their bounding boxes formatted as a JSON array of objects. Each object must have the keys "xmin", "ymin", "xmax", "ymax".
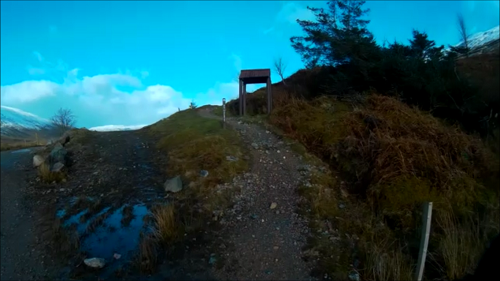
[
  {"xmin": 222, "ymin": 98, "xmax": 226, "ymax": 128},
  {"xmin": 415, "ymin": 202, "xmax": 433, "ymax": 281}
]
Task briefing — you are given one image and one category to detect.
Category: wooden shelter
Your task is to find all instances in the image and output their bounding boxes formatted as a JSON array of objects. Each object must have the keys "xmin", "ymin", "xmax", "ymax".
[{"xmin": 239, "ymin": 69, "xmax": 272, "ymax": 115}]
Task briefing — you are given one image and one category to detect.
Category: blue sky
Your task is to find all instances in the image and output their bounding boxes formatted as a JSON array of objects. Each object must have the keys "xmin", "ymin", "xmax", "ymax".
[{"xmin": 1, "ymin": 1, "xmax": 499, "ymax": 129}]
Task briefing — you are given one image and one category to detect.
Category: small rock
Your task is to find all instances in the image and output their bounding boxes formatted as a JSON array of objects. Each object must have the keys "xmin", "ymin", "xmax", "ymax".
[
  {"xmin": 51, "ymin": 162, "xmax": 65, "ymax": 172},
  {"xmin": 339, "ymin": 204, "xmax": 345, "ymax": 209},
  {"xmin": 273, "ymin": 246, "xmax": 279, "ymax": 250},
  {"xmin": 340, "ymin": 187, "xmax": 349, "ymax": 198},
  {"xmin": 209, "ymin": 254, "xmax": 217, "ymax": 265},
  {"xmin": 200, "ymin": 170, "xmax": 209, "ymax": 177},
  {"xmin": 275, "ymin": 210, "xmax": 280, "ymax": 214},
  {"xmin": 164, "ymin": 176, "xmax": 183, "ymax": 193},
  {"xmin": 270, "ymin": 202, "xmax": 277, "ymax": 209},
  {"xmin": 84, "ymin": 257, "xmax": 106, "ymax": 268},
  {"xmin": 113, "ymin": 253, "xmax": 121, "ymax": 260},
  {"xmin": 251, "ymin": 142, "xmax": 259, "ymax": 149},
  {"xmin": 226, "ymin": 156, "xmax": 238, "ymax": 162},
  {"xmin": 49, "ymin": 143, "xmax": 67, "ymax": 166},
  {"xmin": 348, "ymin": 271, "xmax": 360, "ymax": 281},
  {"xmin": 33, "ymin": 155, "xmax": 44, "ymax": 168}
]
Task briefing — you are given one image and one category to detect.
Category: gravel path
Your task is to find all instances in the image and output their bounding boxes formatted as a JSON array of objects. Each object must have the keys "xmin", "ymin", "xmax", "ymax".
[
  {"xmin": 198, "ymin": 108, "xmax": 316, "ymax": 281},
  {"xmin": 0, "ymin": 148, "xmax": 55, "ymax": 280}
]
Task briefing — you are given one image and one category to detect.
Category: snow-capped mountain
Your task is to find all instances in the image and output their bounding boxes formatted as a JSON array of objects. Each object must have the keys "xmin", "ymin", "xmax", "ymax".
[
  {"xmin": 1, "ymin": 106, "xmax": 54, "ymax": 137},
  {"xmin": 455, "ymin": 25, "xmax": 499, "ymax": 49},
  {"xmin": 1, "ymin": 106, "xmax": 51, "ymax": 130},
  {"xmin": 89, "ymin": 124, "xmax": 147, "ymax": 132}
]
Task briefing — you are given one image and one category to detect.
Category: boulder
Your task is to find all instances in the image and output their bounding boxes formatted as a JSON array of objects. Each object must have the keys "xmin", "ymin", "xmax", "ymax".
[
  {"xmin": 83, "ymin": 257, "xmax": 106, "ymax": 269},
  {"xmin": 164, "ymin": 176, "xmax": 183, "ymax": 193},
  {"xmin": 58, "ymin": 131, "xmax": 71, "ymax": 146},
  {"xmin": 33, "ymin": 155, "xmax": 44, "ymax": 168},
  {"xmin": 49, "ymin": 143, "xmax": 67, "ymax": 166}
]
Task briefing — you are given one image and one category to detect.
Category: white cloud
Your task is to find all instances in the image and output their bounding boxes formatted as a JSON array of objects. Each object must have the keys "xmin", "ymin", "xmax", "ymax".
[
  {"xmin": 1, "ymin": 80, "xmax": 59, "ymax": 103},
  {"xmin": 264, "ymin": 2, "xmax": 315, "ymax": 36},
  {"xmin": 1, "ymin": 51, "xmax": 253, "ymax": 128},
  {"xmin": 276, "ymin": 2, "xmax": 315, "ymax": 25}
]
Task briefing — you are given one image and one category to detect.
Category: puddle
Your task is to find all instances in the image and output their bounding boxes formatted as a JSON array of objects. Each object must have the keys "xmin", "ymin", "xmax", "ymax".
[
  {"xmin": 56, "ymin": 196, "xmax": 96, "ymax": 219},
  {"xmin": 56, "ymin": 209, "xmax": 66, "ymax": 218},
  {"xmin": 11, "ymin": 148, "xmax": 32, "ymax": 154},
  {"xmin": 58, "ymin": 203, "xmax": 153, "ymax": 279},
  {"xmin": 62, "ymin": 207, "xmax": 112, "ymax": 234},
  {"xmin": 81, "ymin": 205, "xmax": 149, "ymax": 259}
]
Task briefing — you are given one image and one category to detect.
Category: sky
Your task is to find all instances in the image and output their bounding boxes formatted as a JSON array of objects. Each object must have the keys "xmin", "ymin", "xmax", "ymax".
[{"xmin": 1, "ymin": 1, "xmax": 499, "ymax": 129}]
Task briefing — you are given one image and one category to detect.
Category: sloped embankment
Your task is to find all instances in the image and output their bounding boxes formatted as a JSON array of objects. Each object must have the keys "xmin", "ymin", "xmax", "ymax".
[{"xmin": 268, "ymin": 94, "xmax": 500, "ymax": 281}]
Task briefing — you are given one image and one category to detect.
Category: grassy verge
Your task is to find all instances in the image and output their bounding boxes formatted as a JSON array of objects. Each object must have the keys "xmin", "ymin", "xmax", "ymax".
[
  {"xmin": 212, "ymin": 105, "xmax": 234, "ymax": 118},
  {"xmin": 1, "ymin": 140, "xmax": 45, "ymax": 151},
  {"xmin": 140, "ymin": 108, "xmax": 248, "ymax": 272},
  {"xmin": 266, "ymin": 94, "xmax": 500, "ymax": 280}
]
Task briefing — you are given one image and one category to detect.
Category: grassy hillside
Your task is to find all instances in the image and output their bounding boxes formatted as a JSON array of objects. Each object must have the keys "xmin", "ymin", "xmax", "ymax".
[{"xmin": 224, "ymin": 52, "xmax": 500, "ymax": 280}]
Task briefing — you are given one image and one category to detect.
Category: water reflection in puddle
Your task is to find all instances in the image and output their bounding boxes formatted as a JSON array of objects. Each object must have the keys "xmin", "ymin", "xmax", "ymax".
[
  {"xmin": 81, "ymin": 204, "xmax": 149, "ymax": 260},
  {"xmin": 10, "ymin": 148, "xmax": 32, "ymax": 154},
  {"xmin": 57, "ymin": 202, "xmax": 153, "ymax": 279}
]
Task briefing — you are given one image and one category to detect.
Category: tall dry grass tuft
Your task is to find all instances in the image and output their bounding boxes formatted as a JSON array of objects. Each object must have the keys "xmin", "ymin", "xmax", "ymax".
[
  {"xmin": 38, "ymin": 162, "xmax": 66, "ymax": 183},
  {"xmin": 363, "ymin": 237, "xmax": 414, "ymax": 281},
  {"xmin": 137, "ymin": 233, "xmax": 158, "ymax": 273},
  {"xmin": 432, "ymin": 199, "xmax": 500, "ymax": 280},
  {"xmin": 268, "ymin": 93, "xmax": 500, "ymax": 280},
  {"xmin": 152, "ymin": 204, "xmax": 180, "ymax": 245}
]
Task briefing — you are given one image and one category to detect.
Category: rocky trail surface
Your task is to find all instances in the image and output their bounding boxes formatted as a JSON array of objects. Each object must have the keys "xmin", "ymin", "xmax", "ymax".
[
  {"xmin": 1, "ymin": 108, "xmax": 318, "ymax": 281},
  {"xmin": 198, "ymin": 108, "xmax": 317, "ymax": 280},
  {"xmin": 0, "ymin": 147, "xmax": 57, "ymax": 280}
]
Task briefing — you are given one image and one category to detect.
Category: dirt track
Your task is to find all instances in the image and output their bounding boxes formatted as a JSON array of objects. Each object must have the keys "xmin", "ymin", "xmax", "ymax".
[
  {"xmin": 198, "ymin": 108, "xmax": 316, "ymax": 280},
  {"xmin": 2, "ymin": 110, "xmax": 317, "ymax": 280},
  {"xmin": 0, "ymin": 148, "xmax": 56, "ymax": 280}
]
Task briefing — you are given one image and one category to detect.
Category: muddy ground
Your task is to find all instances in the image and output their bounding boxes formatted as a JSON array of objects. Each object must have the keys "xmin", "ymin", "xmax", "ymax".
[
  {"xmin": 3, "ymin": 109, "xmax": 319, "ymax": 280},
  {"xmin": 21, "ymin": 129, "xmax": 221, "ymax": 280}
]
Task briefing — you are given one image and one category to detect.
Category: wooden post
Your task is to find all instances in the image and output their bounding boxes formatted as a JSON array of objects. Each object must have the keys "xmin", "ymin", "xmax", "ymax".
[
  {"xmin": 415, "ymin": 202, "xmax": 433, "ymax": 281},
  {"xmin": 242, "ymin": 82, "xmax": 247, "ymax": 116},
  {"xmin": 222, "ymin": 98, "xmax": 226, "ymax": 128},
  {"xmin": 239, "ymin": 79, "xmax": 243, "ymax": 116},
  {"xmin": 267, "ymin": 77, "xmax": 272, "ymax": 114},
  {"xmin": 35, "ymin": 132, "xmax": 39, "ymax": 145}
]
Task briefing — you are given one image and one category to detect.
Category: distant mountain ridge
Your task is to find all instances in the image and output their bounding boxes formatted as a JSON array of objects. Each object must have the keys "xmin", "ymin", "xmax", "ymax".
[
  {"xmin": 0, "ymin": 106, "xmax": 58, "ymax": 139},
  {"xmin": 455, "ymin": 25, "xmax": 499, "ymax": 49},
  {"xmin": 1, "ymin": 105, "xmax": 51, "ymax": 129},
  {"xmin": 454, "ymin": 25, "xmax": 500, "ymax": 57}
]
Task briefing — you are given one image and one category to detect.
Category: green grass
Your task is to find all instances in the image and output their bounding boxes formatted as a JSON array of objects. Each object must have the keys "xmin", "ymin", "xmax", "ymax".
[
  {"xmin": 148, "ymin": 109, "xmax": 248, "ymax": 183},
  {"xmin": 142, "ymin": 108, "xmax": 249, "ymax": 269},
  {"xmin": 212, "ymin": 105, "xmax": 233, "ymax": 117},
  {"xmin": 1, "ymin": 140, "xmax": 45, "ymax": 151}
]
